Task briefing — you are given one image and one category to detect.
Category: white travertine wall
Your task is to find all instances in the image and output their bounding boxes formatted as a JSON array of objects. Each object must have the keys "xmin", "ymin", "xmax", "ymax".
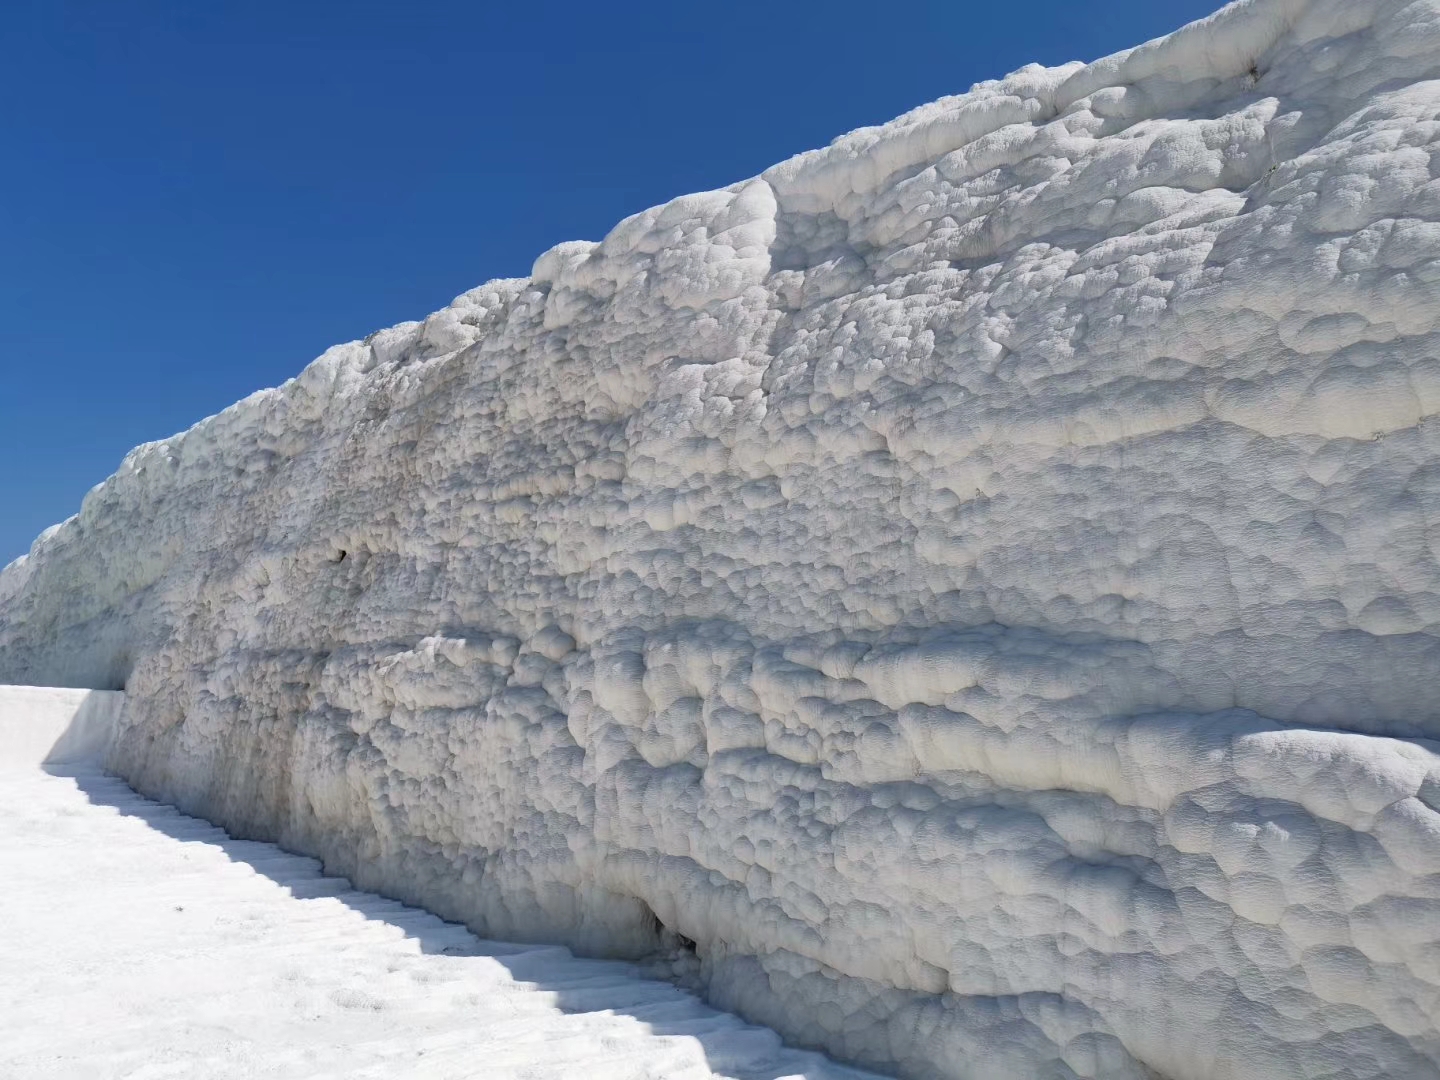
[
  {"xmin": 0, "ymin": 685, "xmax": 124, "ymax": 769},
  {"xmin": 4, "ymin": 1, "xmax": 1440, "ymax": 1076}
]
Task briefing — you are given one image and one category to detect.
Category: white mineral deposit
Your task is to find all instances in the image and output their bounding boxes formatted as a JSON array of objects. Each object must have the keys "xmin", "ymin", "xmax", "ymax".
[
  {"xmin": 0, "ymin": 692, "xmax": 875, "ymax": 1080},
  {"xmin": 5, "ymin": 0, "xmax": 1440, "ymax": 1077}
]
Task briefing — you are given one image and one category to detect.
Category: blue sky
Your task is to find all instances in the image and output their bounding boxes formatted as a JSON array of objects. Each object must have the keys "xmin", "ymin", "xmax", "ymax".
[{"xmin": 1, "ymin": 0, "xmax": 1221, "ymax": 564}]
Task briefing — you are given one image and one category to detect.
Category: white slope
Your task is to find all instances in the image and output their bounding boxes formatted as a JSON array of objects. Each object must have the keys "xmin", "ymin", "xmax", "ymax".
[
  {"xmin": 4, "ymin": 0, "xmax": 1440, "ymax": 1077},
  {"xmin": 0, "ymin": 767, "xmax": 877, "ymax": 1080},
  {"xmin": 0, "ymin": 684, "xmax": 122, "ymax": 768}
]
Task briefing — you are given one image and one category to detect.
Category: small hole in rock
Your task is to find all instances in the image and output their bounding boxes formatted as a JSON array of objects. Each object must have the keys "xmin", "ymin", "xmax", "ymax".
[
  {"xmin": 333, "ymin": 549, "xmax": 347, "ymax": 563},
  {"xmin": 635, "ymin": 899, "xmax": 696, "ymax": 954}
]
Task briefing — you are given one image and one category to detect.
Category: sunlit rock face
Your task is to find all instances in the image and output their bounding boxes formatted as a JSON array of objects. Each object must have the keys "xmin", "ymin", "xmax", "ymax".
[{"xmin": 6, "ymin": 1, "xmax": 1440, "ymax": 1076}]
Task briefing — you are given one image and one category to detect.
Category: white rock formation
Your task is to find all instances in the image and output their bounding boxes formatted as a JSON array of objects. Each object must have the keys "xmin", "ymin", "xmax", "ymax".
[
  {"xmin": 0, "ymin": 684, "xmax": 122, "ymax": 769},
  {"xmin": 5, "ymin": 0, "xmax": 1440, "ymax": 1076},
  {"xmin": 2, "ymin": 737, "xmax": 877, "ymax": 1080}
]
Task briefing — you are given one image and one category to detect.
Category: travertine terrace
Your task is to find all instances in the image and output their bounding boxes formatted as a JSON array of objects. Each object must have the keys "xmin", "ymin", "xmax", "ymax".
[{"xmin": 5, "ymin": 1, "xmax": 1440, "ymax": 1076}]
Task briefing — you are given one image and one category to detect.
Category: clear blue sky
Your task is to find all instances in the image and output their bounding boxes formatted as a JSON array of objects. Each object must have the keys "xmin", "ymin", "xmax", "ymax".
[{"xmin": 1, "ymin": 0, "xmax": 1221, "ymax": 564}]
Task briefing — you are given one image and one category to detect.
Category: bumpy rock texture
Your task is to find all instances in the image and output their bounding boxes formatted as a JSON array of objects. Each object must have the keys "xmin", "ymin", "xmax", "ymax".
[{"xmin": 6, "ymin": 1, "xmax": 1440, "ymax": 1076}]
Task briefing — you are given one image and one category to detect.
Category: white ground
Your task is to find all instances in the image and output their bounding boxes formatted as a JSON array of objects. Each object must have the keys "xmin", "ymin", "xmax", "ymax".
[{"xmin": 0, "ymin": 768, "xmax": 877, "ymax": 1080}]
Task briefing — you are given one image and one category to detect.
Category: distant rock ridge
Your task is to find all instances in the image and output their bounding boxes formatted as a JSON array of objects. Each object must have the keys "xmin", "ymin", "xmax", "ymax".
[{"xmin": 6, "ymin": 1, "xmax": 1440, "ymax": 1076}]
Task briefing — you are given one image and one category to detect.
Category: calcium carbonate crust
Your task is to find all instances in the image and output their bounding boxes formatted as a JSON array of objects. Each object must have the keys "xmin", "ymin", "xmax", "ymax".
[{"xmin": 6, "ymin": 1, "xmax": 1440, "ymax": 1077}]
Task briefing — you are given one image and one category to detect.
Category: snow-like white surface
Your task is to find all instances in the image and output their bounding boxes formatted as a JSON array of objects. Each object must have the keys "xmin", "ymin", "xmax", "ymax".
[
  {"xmin": 4, "ymin": 0, "xmax": 1440, "ymax": 1076},
  {"xmin": 0, "ymin": 684, "xmax": 122, "ymax": 769},
  {"xmin": 0, "ymin": 766, "xmax": 876, "ymax": 1080}
]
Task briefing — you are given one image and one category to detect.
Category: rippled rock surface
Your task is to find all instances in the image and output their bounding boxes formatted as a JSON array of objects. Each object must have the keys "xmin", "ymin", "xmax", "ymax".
[{"xmin": 5, "ymin": 1, "xmax": 1440, "ymax": 1076}]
